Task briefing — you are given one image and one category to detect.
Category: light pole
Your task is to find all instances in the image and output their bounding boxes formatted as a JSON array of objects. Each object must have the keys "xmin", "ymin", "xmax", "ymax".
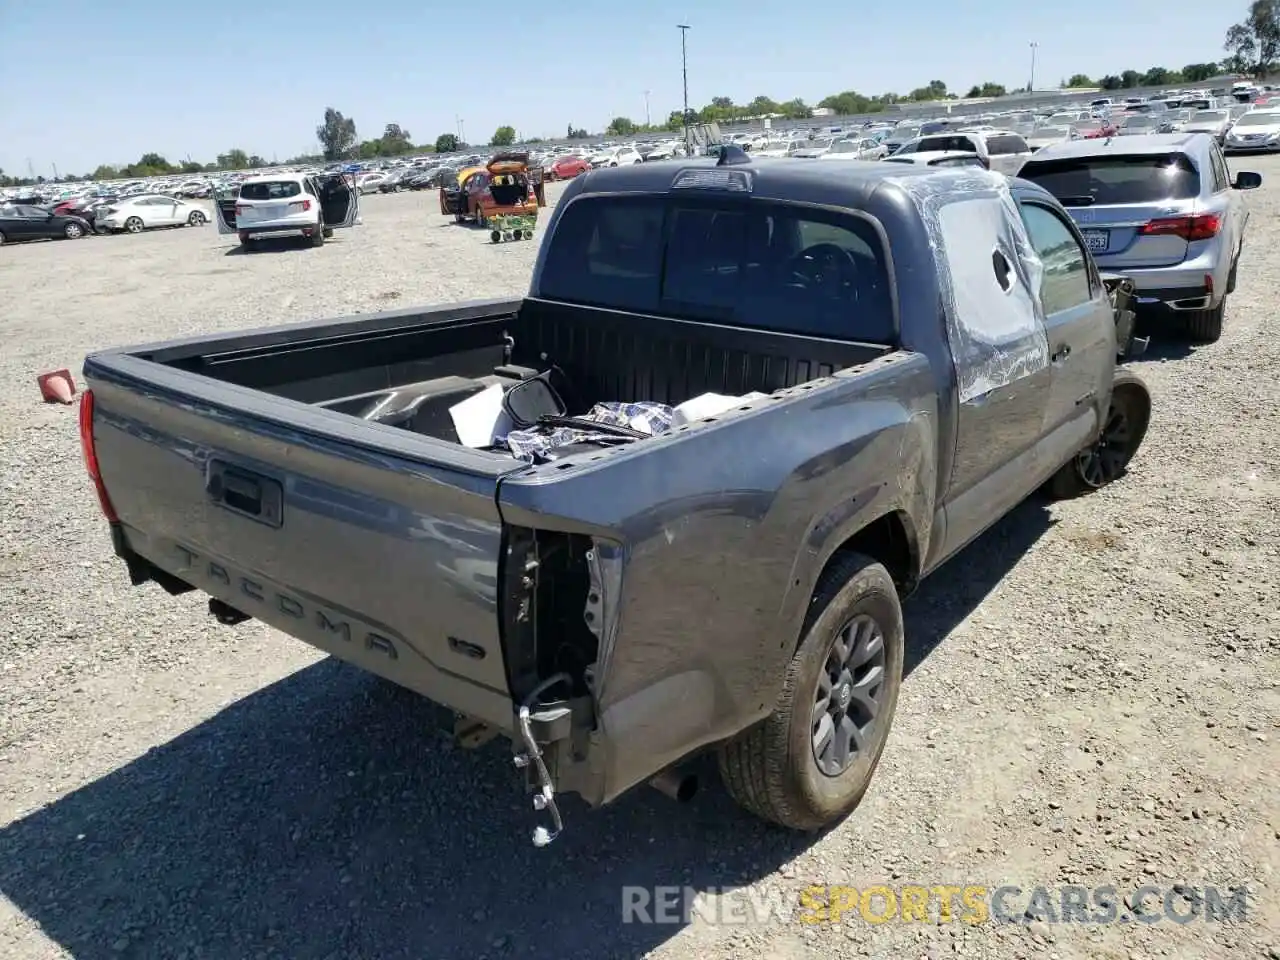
[
  {"xmin": 1028, "ymin": 41, "xmax": 1039, "ymax": 94},
  {"xmin": 678, "ymin": 24, "xmax": 691, "ymax": 155},
  {"xmin": 644, "ymin": 90, "xmax": 651, "ymax": 127}
]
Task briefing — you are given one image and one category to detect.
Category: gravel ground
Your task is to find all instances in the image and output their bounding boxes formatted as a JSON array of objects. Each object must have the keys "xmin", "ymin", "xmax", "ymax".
[{"xmin": 1, "ymin": 167, "xmax": 1278, "ymax": 960}]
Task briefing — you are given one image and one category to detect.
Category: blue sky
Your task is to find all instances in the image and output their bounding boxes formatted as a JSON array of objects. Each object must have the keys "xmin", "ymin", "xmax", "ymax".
[{"xmin": 0, "ymin": 0, "xmax": 1237, "ymax": 177}]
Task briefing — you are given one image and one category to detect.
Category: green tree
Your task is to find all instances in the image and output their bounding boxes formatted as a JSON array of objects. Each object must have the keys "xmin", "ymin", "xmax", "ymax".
[
  {"xmin": 746, "ymin": 95, "xmax": 779, "ymax": 115},
  {"xmin": 908, "ymin": 80, "xmax": 948, "ymax": 101},
  {"xmin": 1120, "ymin": 69, "xmax": 1143, "ymax": 87},
  {"xmin": 92, "ymin": 164, "xmax": 120, "ymax": 181},
  {"xmin": 606, "ymin": 116, "xmax": 638, "ymax": 136},
  {"xmin": 316, "ymin": 107, "xmax": 358, "ymax": 160},
  {"xmin": 217, "ymin": 148, "xmax": 250, "ymax": 170},
  {"xmin": 380, "ymin": 123, "xmax": 413, "ymax": 154},
  {"xmin": 435, "ymin": 133, "xmax": 460, "ymax": 153},
  {"xmin": 778, "ymin": 98, "xmax": 811, "ymax": 119},
  {"xmin": 1181, "ymin": 62, "xmax": 1220, "ymax": 81},
  {"xmin": 1141, "ymin": 66, "xmax": 1176, "ymax": 85},
  {"xmin": 965, "ymin": 82, "xmax": 1007, "ymax": 98},
  {"xmin": 1098, "ymin": 74, "xmax": 1123, "ymax": 90},
  {"xmin": 567, "ymin": 123, "xmax": 588, "ymax": 138},
  {"xmin": 1226, "ymin": 0, "xmax": 1280, "ymax": 76},
  {"xmin": 1065, "ymin": 73, "xmax": 1093, "ymax": 87},
  {"xmin": 180, "ymin": 160, "xmax": 204, "ymax": 173},
  {"xmin": 491, "ymin": 125, "xmax": 516, "ymax": 146},
  {"xmin": 248, "ymin": 155, "xmax": 267, "ymax": 168}
]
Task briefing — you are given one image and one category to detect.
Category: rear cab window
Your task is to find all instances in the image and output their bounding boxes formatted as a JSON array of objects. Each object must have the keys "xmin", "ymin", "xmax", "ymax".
[
  {"xmin": 985, "ymin": 134, "xmax": 1030, "ymax": 155},
  {"xmin": 538, "ymin": 196, "xmax": 896, "ymax": 344},
  {"xmin": 239, "ymin": 180, "xmax": 302, "ymax": 201},
  {"xmin": 1018, "ymin": 153, "xmax": 1200, "ymax": 205},
  {"xmin": 919, "ymin": 135, "xmax": 979, "ymax": 154}
]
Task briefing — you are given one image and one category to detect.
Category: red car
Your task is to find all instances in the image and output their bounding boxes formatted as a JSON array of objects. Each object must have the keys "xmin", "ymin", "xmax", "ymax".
[{"xmin": 546, "ymin": 155, "xmax": 590, "ymax": 181}]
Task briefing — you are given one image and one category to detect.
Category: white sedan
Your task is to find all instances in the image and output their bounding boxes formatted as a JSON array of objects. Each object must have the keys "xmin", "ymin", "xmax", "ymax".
[
  {"xmin": 589, "ymin": 146, "xmax": 643, "ymax": 167},
  {"xmin": 817, "ymin": 138, "xmax": 889, "ymax": 161},
  {"xmin": 96, "ymin": 194, "xmax": 209, "ymax": 234}
]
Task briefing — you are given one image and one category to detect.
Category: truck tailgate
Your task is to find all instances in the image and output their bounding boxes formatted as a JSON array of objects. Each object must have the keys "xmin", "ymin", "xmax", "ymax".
[{"xmin": 84, "ymin": 355, "xmax": 525, "ymax": 731}]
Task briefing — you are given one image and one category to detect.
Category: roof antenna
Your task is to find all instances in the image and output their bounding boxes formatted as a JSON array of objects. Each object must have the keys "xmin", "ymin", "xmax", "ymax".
[{"xmin": 716, "ymin": 143, "xmax": 752, "ymax": 166}]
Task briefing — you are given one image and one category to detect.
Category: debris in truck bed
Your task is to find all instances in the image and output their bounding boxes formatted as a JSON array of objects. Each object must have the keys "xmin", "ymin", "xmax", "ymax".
[{"xmin": 504, "ymin": 401, "xmax": 674, "ymax": 462}]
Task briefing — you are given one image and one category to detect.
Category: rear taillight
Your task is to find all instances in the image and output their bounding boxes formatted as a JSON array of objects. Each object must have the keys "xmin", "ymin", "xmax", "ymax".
[
  {"xmin": 288, "ymin": 199, "xmax": 312, "ymax": 212},
  {"xmin": 78, "ymin": 389, "xmax": 118, "ymax": 523},
  {"xmin": 1139, "ymin": 213, "xmax": 1221, "ymax": 242}
]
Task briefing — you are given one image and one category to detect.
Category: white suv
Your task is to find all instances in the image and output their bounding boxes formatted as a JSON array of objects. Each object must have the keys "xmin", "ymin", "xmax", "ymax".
[
  {"xmin": 213, "ymin": 172, "xmax": 361, "ymax": 250},
  {"xmin": 890, "ymin": 129, "xmax": 1033, "ymax": 176}
]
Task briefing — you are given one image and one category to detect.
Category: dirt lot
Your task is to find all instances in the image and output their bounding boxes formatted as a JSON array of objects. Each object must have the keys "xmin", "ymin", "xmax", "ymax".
[{"xmin": 1, "ymin": 167, "xmax": 1278, "ymax": 960}]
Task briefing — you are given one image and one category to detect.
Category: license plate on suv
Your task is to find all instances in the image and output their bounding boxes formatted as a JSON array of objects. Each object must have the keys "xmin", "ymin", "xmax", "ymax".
[{"xmin": 1081, "ymin": 230, "xmax": 1108, "ymax": 252}]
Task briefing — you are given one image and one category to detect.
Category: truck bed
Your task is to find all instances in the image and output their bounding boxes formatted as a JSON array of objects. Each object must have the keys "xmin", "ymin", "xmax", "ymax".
[{"xmin": 133, "ymin": 297, "xmax": 889, "ymax": 435}]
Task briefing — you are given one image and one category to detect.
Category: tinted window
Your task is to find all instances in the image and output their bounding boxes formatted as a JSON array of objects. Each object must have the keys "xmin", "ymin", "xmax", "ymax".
[
  {"xmin": 919, "ymin": 135, "xmax": 979, "ymax": 154},
  {"xmin": 239, "ymin": 180, "xmax": 302, "ymax": 200},
  {"xmin": 539, "ymin": 197, "xmax": 894, "ymax": 343},
  {"xmin": 1208, "ymin": 147, "xmax": 1229, "ymax": 191},
  {"xmin": 1019, "ymin": 204, "xmax": 1092, "ymax": 314},
  {"xmin": 986, "ymin": 134, "xmax": 1029, "ymax": 155},
  {"xmin": 931, "ymin": 155, "xmax": 984, "ymax": 168},
  {"xmin": 1019, "ymin": 154, "xmax": 1200, "ymax": 204}
]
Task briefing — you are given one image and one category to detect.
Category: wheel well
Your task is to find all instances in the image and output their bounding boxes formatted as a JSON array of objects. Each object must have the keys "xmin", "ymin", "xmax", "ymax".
[{"xmin": 818, "ymin": 511, "xmax": 919, "ymax": 596}]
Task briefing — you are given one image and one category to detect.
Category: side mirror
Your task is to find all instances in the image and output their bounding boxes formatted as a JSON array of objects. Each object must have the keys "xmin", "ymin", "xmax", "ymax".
[{"xmin": 1233, "ymin": 171, "xmax": 1262, "ymax": 190}]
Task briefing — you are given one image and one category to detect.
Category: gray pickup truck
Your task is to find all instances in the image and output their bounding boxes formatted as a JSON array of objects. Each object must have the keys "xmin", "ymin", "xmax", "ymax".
[{"xmin": 80, "ymin": 149, "xmax": 1151, "ymax": 846}]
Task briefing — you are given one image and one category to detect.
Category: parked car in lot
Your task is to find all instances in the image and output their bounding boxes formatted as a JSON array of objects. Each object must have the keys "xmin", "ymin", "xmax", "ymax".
[
  {"xmin": 0, "ymin": 203, "xmax": 92, "ymax": 244},
  {"xmin": 818, "ymin": 137, "xmax": 888, "ymax": 161},
  {"xmin": 94, "ymin": 194, "xmax": 209, "ymax": 234},
  {"xmin": 81, "ymin": 149, "xmax": 1151, "ymax": 847},
  {"xmin": 589, "ymin": 146, "xmax": 642, "ymax": 167},
  {"xmin": 891, "ymin": 130, "xmax": 1032, "ymax": 175},
  {"xmin": 1223, "ymin": 109, "xmax": 1280, "ymax": 152},
  {"xmin": 1116, "ymin": 114, "xmax": 1163, "ymax": 136},
  {"xmin": 881, "ymin": 150, "xmax": 986, "ymax": 168},
  {"xmin": 1182, "ymin": 109, "xmax": 1233, "ymax": 145},
  {"xmin": 546, "ymin": 155, "xmax": 591, "ymax": 180},
  {"xmin": 1019, "ymin": 133, "xmax": 1259, "ymax": 342},
  {"xmin": 212, "ymin": 172, "xmax": 361, "ymax": 250},
  {"xmin": 1026, "ymin": 125, "xmax": 1078, "ymax": 151}
]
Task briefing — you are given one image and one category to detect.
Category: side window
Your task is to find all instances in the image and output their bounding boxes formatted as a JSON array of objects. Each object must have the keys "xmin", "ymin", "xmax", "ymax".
[
  {"xmin": 1018, "ymin": 203, "xmax": 1093, "ymax": 314},
  {"xmin": 303, "ymin": 179, "xmax": 317, "ymax": 197},
  {"xmin": 1209, "ymin": 147, "xmax": 1229, "ymax": 191}
]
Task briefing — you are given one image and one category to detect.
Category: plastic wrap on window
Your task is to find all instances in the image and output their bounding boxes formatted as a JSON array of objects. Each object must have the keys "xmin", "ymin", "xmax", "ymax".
[{"xmin": 886, "ymin": 170, "xmax": 1049, "ymax": 403}]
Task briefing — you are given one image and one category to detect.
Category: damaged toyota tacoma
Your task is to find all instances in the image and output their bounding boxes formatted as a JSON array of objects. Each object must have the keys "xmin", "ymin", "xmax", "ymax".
[{"xmin": 79, "ymin": 147, "xmax": 1151, "ymax": 846}]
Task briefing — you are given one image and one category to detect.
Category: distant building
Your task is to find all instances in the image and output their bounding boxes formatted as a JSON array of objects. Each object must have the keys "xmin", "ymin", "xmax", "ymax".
[{"xmin": 812, "ymin": 107, "xmax": 835, "ymax": 117}]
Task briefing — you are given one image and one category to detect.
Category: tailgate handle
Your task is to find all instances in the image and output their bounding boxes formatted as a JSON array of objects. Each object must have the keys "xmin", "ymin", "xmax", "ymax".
[{"xmin": 207, "ymin": 461, "xmax": 283, "ymax": 527}]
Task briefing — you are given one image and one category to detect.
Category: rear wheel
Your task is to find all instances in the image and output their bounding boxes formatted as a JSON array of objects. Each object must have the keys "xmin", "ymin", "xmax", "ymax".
[
  {"xmin": 311, "ymin": 220, "xmax": 325, "ymax": 247},
  {"xmin": 1226, "ymin": 255, "xmax": 1239, "ymax": 294},
  {"xmin": 125, "ymin": 217, "xmax": 144, "ymax": 234},
  {"xmin": 187, "ymin": 210, "xmax": 206, "ymax": 226},
  {"xmin": 0, "ymin": 230, "xmax": 7, "ymax": 244},
  {"xmin": 63, "ymin": 222, "xmax": 84, "ymax": 239},
  {"xmin": 1183, "ymin": 299, "xmax": 1225, "ymax": 343},
  {"xmin": 1047, "ymin": 369, "xmax": 1151, "ymax": 499},
  {"xmin": 717, "ymin": 552, "xmax": 904, "ymax": 831}
]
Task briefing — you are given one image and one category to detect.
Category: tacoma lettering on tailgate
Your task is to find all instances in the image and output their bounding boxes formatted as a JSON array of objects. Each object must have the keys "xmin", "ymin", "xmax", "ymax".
[{"xmin": 172, "ymin": 542, "xmax": 399, "ymax": 659}]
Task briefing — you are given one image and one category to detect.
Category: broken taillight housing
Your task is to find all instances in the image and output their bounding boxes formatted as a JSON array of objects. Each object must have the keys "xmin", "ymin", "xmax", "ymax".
[
  {"xmin": 1139, "ymin": 213, "xmax": 1222, "ymax": 242},
  {"xmin": 78, "ymin": 389, "xmax": 119, "ymax": 523}
]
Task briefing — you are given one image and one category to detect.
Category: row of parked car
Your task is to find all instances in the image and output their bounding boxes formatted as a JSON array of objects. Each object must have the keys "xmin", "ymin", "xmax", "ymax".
[{"xmin": 0, "ymin": 193, "xmax": 212, "ymax": 245}]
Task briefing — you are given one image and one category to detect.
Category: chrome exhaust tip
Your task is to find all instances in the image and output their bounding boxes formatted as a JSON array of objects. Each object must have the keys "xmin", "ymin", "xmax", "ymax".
[{"xmin": 649, "ymin": 768, "xmax": 700, "ymax": 802}]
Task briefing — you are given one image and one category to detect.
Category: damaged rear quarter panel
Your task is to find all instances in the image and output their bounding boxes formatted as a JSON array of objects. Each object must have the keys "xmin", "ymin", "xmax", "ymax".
[{"xmin": 496, "ymin": 358, "xmax": 938, "ymax": 804}]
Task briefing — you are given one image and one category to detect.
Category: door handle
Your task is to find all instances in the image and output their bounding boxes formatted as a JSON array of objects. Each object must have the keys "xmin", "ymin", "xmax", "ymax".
[{"xmin": 1051, "ymin": 344, "xmax": 1072, "ymax": 363}]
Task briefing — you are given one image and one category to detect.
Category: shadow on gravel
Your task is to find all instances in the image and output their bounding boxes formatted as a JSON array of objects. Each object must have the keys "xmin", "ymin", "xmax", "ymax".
[
  {"xmin": 901, "ymin": 497, "xmax": 1056, "ymax": 675},
  {"xmin": 0, "ymin": 501, "xmax": 1053, "ymax": 960},
  {"xmin": 224, "ymin": 240, "xmax": 331, "ymax": 256},
  {"xmin": 1134, "ymin": 337, "xmax": 1197, "ymax": 363}
]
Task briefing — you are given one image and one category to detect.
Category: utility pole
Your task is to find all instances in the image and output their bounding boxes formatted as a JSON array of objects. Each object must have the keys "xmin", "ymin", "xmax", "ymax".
[
  {"xmin": 1029, "ymin": 41, "xmax": 1039, "ymax": 94},
  {"xmin": 678, "ymin": 25, "xmax": 691, "ymax": 155},
  {"xmin": 644, "ymin": 90, "xmax": 651, "ymax": 127}
]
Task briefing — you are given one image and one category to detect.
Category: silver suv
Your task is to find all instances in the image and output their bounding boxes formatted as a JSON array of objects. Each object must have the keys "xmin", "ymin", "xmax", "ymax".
[{"xmin": 1017, "ymin": 133, "xmax": 1260, "ymax": 342}]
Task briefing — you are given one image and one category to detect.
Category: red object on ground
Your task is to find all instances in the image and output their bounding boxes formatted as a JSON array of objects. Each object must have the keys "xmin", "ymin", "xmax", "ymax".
[{"xmin": 38, "ymin": 369, "xmax": 76, "ymax": 404}]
